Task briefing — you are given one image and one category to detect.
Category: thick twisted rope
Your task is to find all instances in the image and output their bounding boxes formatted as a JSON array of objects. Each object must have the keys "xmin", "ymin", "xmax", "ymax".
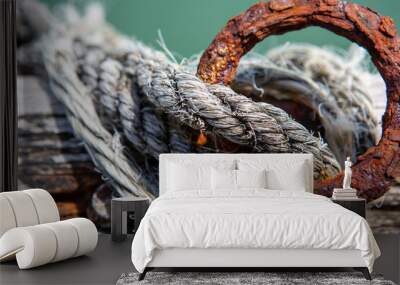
[
  {"xmin": 71, "ymin": 34, "xmax": 340, "ymax": 180},
  {"xmin": 30, "ymin": 3, "xmax": 382, "ymax": 197},
  {"xmin": 233, "ymin": 52, "xmax": 379, "ymax": 165},
  {"xmin": 265, "ymin": 44, "xmax": 379, "ymax": 159}
]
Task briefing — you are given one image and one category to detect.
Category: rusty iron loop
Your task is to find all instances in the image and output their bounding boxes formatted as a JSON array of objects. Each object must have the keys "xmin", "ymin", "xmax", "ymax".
[{"xmin": 197, "ymin": 0, "xmax": 400, "ymax": 201}]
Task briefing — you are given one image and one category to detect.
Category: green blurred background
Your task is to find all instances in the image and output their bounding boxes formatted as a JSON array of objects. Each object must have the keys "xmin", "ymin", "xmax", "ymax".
[{"xmin": 42, "ymin": 0, "xmax": 400, "ymax": 58}]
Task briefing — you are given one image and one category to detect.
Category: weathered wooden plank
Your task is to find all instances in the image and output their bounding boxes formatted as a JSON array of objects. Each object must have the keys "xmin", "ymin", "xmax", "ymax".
[
  {"xmin": 18, "ymin": 162, "xmax": 98, "ymax": 176},
  {"xmin": 18, "ymin": 116, "xmax": 74, "ymax": 135},
  {"xmin": 57, "ymin": 202, "xmax": 81, "ymax": 219},
  {"xmin": 19, "ymin": 152, "xmax": 92, "ymax": 164},
  {"xmin": 18, "ymin": 136, "xmax": 86, "ymax": 151},
  {"xmin": 17, "ymin": 75, "xmax": 102, "ymax": 219},
  {"xmin": 18, "ymin": 172, "xmax": 101, "ymax": 195},
  {"xmin": 17, "ymin": 76, "xmax": 66, "ymax": 116}
]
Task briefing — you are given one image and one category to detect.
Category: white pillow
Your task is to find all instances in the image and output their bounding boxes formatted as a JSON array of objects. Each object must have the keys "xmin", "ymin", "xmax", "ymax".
[
  {"xmin": 167, "ymin": 162, "xmax": 212, "ymax": 192},
  {"xmin": 212, "ymin": 168, "xmax": 237, "ymax": 191},
  {"xmin": 212, "ymin": 168, "xmax": 268, "ymax": 191},
  {"xmin": 267, "ymin": 163, "xmax": 307, "ymax": 191},
  {"xmin": 237, "ymin": 159, "xmax": 308, "ymax": 191},
  {"xmin": 236, "ymin": 169, "xmax": 267, "ymax": 189}
]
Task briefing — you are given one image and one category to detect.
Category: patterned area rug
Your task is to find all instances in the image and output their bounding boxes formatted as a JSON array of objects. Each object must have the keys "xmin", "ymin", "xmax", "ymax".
[{"xmin": 116, "ymin": 272, "xmax": 395, "ymax": 285}]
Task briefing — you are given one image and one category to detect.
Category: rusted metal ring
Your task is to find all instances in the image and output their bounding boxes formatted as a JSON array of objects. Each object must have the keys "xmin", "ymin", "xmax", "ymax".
[{"xmin": 197, "ymin": 0, "xmax": 400, "ymax": 201}]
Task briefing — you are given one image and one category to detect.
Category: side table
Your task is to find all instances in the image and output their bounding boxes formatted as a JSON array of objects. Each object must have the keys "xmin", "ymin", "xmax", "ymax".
[
  {"xmin": 331, "ymin": 198, "xmax": 366, "ymax": 218},
  {"xmin": 111, "ymin": 197, "xmax": 150, "ymax": 241}
]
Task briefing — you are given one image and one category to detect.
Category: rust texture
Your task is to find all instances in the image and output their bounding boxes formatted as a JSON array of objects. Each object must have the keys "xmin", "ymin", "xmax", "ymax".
[{"xmin": 197, "ymin": 0, "xmax": 400, "ymax": 202}]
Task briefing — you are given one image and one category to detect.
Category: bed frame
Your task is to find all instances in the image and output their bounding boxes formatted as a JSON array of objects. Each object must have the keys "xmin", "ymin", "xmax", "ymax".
[
  {"xmin": 139, "ymin": 154, "xmax": 371, "ymax": 280},
  {"xmin": 141, "ymin": 248, "xmax": 370, "ymax": 280}
]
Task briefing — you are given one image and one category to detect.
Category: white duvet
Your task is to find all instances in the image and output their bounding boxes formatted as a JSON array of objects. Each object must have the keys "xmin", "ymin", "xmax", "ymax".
[{"xmin": 131, "ymin": 190, "xmax": 380, "ymax": 272}]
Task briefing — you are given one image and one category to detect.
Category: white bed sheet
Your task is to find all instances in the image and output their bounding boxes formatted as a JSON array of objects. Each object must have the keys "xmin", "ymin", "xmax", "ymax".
[{"xmin": 131, "ymin": 190, "xmax": 380, "ymax": 273}]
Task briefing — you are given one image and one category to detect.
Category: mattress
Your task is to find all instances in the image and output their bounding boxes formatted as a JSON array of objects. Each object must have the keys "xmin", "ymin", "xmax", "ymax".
[{"xmin": 131, "ymin": 190, "xmax": 380, "ymax": 273}]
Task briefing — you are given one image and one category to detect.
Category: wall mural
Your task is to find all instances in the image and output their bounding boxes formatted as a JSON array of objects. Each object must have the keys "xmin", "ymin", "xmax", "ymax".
[{"xmin": 16, "ymin": 0, "xmax": 399, "ymax": 232}]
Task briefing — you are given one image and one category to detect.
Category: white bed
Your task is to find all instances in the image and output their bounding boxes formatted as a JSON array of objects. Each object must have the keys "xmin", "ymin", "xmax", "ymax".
[{"xmin": 131, "ymin": 154, "xmax": 380, "ymax": 280}]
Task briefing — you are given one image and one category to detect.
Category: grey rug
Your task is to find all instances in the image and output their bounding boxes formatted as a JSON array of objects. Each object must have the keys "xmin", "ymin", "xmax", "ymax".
[{"xmin": 116, "ymin": 272, "xmax": 395, "ymax": 285}]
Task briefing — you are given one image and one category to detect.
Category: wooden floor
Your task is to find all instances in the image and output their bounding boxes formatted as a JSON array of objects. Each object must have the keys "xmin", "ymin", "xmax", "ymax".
[{"xmin": 1, "ymin": 233, "xmax": 398, "ymax": 285}]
